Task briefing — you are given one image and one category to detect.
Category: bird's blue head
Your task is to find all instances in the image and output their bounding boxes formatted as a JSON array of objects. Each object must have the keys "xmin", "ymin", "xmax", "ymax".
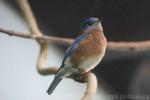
[{"xmin": 80, "ymin": 17, "xmax": 102, "ymax": 32}]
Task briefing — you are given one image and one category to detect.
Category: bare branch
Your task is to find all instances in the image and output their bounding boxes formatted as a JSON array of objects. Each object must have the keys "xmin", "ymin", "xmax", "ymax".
[
  {"xmin": 37, "ymin": 42, "xmax": 59, "ymax": 75},
  {"xmin": 1, "ymin": 27, "xmax": 150, "ymax": 51},
  {"xmin": 107, "ymin": 41, "xmax": 150, "ymax": 51},
  {"xmin": 81, "ymin": 73, "xmax": 97, "ymax": 100},
  {"xmin": 17, "ymin": 0, "xmax": 42, "ymax": 36},
  {"xmin": 0, "ymin": 27, "xmax": 73, "ymax": 45}
]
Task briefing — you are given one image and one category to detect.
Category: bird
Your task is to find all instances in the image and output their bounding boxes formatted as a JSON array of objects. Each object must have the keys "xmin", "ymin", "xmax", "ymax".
[{"xmin": 47, "ymin": 17, "xmax": 107, "ymax": 95}]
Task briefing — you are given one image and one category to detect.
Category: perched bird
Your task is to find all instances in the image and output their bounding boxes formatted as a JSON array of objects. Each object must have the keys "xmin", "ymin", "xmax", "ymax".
[{"xmin": 47, "ymin": 17, "xmax": 107, "ymax": 95}]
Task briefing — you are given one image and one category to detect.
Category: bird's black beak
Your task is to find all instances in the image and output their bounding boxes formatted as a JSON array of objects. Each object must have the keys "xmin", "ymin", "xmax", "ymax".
[
  {"xmin": 99, "ymin": 18, "xmax": 103, "ymax": 22},
  {"xmin": 95, "ymin": 19, "xmax": 100, "ymax": 25},
  {"xmin": 96, "ymin": 18, "xmax": 103, "ymax": 24}
]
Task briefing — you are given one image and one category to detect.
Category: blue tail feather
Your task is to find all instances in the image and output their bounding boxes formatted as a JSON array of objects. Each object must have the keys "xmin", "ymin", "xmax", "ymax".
[{"xmin": 47, "ymin": 70, "xmax": 64, "ymax": 95}]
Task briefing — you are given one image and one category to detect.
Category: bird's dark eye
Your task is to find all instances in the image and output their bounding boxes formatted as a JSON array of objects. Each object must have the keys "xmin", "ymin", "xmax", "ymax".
[
  {"xmin": 80, "ymin": 21, "xmax": 95, "ymax": 29},
  {"xmin": 86, "ymin": 22, "xmax": 93, "ymax": 26}
]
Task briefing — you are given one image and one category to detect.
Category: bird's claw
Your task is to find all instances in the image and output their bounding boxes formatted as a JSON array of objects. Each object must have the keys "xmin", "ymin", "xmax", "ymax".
[{"xmin": 67, "ymin": 71, "xmax": 91, "ymax": 83}]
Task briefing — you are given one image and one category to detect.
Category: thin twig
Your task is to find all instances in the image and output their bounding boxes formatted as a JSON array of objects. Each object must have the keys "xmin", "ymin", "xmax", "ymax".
[
  {"xmin": 0, "ymin": 27, "xmax": 73, "ymax": 45},
  {"xmin": 37, "ymin": 42, "xmax": 59, "ymax": 75},
  {"xmin": 81, "ymin": 73, "xmax": 97, "ymax": 100},
  {"xmin": 17, "ymin": 0, "xmax": 42, "ymax": 36},
  {"xmin": 107, "ymin": 41, "xmax": 150, "ymax": 51},
  {"xmin": 1, "ymin": 27, "xmax": 150, "ymax": 51}
]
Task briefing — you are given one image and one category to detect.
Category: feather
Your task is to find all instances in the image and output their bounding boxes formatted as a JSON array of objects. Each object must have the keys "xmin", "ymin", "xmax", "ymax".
[
  {"xmin": 47, "ymin": 69, "xmax": 64, "ymax": 95},
  {"xmin": 61, "ymin": 33, "xmax": 89, "ymax": 67}
]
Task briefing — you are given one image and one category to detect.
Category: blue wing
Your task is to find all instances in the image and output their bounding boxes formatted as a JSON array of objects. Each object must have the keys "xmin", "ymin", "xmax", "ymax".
[{"xmin": 61, "ymin": 33, "xmax": 89, "ymax": 67}]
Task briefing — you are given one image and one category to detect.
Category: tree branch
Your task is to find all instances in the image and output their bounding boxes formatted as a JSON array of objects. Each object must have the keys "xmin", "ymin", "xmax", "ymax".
[
  {"xmin": 1, "ymin": 27, "xmax": 150, "ymax": 51},
  {"xmin": 107, "ymin": 41, "xmax": 150, "ymax": 51},
  {"xmin": 17, "ymin": 0, "xmax": 42, "ymax": 36},
  {"xmin": 81, "ymin": 73, "xmax": 97, "ymax": 100},
  {"xmin": 0, "ymin": 27, "xmax": 73, "ymax": 46},
  {"xmin": 37, "ymin": 42, "xmax": 59, "ymax": 75}
]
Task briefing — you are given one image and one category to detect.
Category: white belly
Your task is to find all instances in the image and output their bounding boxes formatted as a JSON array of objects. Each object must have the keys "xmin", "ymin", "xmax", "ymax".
[
  {"xmin": 78, "ymin": 54, "xmax": 104, "ymax": 72},
  {"xmin": 63, "ymin": 53, "xmax": 105, "ymax": 74}
]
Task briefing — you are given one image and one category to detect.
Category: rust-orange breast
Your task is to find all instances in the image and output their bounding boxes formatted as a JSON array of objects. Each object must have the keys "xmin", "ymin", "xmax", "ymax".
[{"xmin": 70, "ymin": 30, "xmax": 107, "ymax": 68}]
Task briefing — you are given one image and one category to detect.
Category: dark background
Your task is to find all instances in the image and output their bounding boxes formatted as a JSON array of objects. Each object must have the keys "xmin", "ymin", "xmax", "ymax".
[
  {"xmin": 9, "ymin": 0, "xmax": 150, "ymax": 99},
  {"xmin": 28, "ymin": 0, "xmax": 150, "ymax": 41}
]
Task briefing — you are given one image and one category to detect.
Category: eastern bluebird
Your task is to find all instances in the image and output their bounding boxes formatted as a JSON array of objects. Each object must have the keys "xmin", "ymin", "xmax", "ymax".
[{"xmin": 47, "ymin": 17, "xmax": 107, "ymax": 95}]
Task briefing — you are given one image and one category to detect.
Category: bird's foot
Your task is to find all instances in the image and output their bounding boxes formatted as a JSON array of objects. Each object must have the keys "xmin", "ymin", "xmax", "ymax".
[{"xmin": 67, "ymin": 70, "xmax": 91, "ymax": 83}]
